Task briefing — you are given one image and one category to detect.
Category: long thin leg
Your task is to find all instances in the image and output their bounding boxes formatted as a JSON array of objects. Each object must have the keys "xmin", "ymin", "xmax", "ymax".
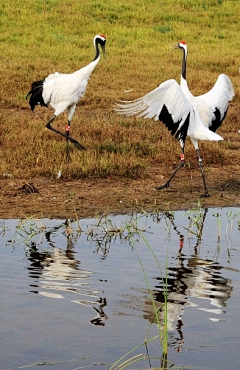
[
  {"xmin": 157, "ymin": 150, "xmax": 185, "ymax": 190},
  {"xmin": 196, "ymin": 149, "xmax": 210, "ymax": 197},
  {"xmin": 46, "ymin": 115, "xmax": 85, "ymax": 150},
  {"xmin": 66, "ymin": 122, "xmax": 70, "ymax": 159}
]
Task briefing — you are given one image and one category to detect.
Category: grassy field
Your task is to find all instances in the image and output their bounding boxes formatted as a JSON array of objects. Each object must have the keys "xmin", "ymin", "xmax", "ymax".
[{"xmin": 0, "ymin": 0, "xmax": 239, "ymax": 179}]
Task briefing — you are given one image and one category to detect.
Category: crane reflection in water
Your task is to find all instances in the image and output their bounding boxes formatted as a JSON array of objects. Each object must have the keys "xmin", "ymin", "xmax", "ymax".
[
  {"xmin": 26, "ymin": 216, "xmax": 143, "ymax": 327},
  {"xmin": 27, "ymin": 220, "xmax": 108, "ymax": 326},
  {"xmin": 118, "ymin": 209, "xmax": 233, "ymax": 353},
  {"xmin": 25, "ymin": 211, "xmax": 234, "ymax": 336}
]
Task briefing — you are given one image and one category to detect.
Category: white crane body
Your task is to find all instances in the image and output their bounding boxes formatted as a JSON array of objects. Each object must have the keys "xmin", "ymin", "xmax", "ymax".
[{"xmin": 26, "ymin": 34, "xmax": 106, "ymax": 154}]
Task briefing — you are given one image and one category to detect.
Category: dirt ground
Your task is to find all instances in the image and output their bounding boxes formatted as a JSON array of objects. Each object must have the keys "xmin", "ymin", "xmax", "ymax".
[{"xmin": 0, "ymin": 163, "xmax": 240, "ymax": 219}]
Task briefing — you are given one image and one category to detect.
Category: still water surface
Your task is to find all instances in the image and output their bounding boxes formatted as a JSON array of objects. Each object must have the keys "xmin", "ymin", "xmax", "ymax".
[{"xmin": 0, "ymin": 208, "xmax": 239, "ymax": 370}]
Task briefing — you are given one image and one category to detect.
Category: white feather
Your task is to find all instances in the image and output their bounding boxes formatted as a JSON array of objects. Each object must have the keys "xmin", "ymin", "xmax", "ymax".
[
  {"xmin": 116, "ymin": 80, "xmax": 191, "ymax": 127},
  {"xmin": 195, "ymin": 74, "xmax": 234, "ymax": 128}
]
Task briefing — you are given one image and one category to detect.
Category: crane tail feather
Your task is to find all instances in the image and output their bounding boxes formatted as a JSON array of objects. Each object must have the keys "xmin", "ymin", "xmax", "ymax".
[{"xmin": 26, "ymin": 80, "xmax": 48, "ymax": 112}]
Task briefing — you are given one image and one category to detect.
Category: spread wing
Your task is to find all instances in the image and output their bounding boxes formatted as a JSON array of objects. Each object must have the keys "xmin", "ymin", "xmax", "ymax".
[
  {"xmin": 115, "ymin": 79, "xmax": 191, "ymax": 143},
  {"xmin": 195, "ymin": 74, "xmax": 234, "ymax": 132}
]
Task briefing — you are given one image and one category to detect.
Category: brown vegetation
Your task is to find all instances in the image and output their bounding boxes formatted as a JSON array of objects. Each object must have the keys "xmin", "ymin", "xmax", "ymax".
[{"xmin": 0, "ymin": 0, "xmax": 240, "ymax": 218}]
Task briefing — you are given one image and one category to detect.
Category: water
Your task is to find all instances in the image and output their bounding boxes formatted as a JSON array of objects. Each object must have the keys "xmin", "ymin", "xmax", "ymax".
[{"xmin": 0, "ymin": 208, "xmax": 239, "ymax": 370}]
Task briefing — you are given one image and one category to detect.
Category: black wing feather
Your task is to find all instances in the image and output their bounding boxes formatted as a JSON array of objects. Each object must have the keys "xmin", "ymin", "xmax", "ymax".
[
  {"xmin": 209, "ymin": 107, "xmax": 228, "ymax": 133},
  {"xmin": 159, "ymin": 104, "xmax": 190, "ymax": 143},
  {"xmin": 26, "ymin": 80, "xmax": 48, "ymax": 112}
]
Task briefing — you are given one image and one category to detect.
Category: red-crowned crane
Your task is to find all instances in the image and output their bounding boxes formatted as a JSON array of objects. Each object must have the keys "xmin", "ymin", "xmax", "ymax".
[
  {"xmin": 26, "ymin": 34, "xmax": 106, "ymax": 155},
  {"xmin": 115, "ymin": 41, "xmax": 234, "ymax": 197}
]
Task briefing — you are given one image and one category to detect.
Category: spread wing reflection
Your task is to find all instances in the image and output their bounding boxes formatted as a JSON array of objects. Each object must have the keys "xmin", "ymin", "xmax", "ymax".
[
  {"xmin": 149, "ymin": 252, "xmax": 232, "ymax": 351},
  {"xmin": 119, "ymin": 209, "xmax": 233, "ymax": 352}
]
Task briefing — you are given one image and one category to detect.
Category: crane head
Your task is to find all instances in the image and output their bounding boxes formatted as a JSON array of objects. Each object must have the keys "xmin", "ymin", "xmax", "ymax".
[
  {"xmin": 170, "ymin": 40, "xmax": 187, "ymax": 53},
  {"xmin": 94, "ymin": 34, "xmax": 106, "ymax": 55}
]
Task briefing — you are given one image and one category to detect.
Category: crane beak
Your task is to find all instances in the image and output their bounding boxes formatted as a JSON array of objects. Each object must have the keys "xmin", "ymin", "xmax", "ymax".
[{"xmin": 169, "ymin": 44, "xmax": 179, "ymax": 51}]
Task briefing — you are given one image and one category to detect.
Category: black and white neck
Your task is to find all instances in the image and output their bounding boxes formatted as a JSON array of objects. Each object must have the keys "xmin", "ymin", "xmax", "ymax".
[
  {"xmin": 74, "ymin": 34, "xmax": 106, "ymax": 80},
  {"xmin": 178, "ymin": 41, "xmax": 187, "ymax": 81}
]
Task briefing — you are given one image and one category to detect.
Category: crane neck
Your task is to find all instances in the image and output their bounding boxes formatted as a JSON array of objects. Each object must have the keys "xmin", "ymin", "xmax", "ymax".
[
  {"xmin": 73, "ymin": 36, "xmax": 105, "ymax": 80},
  {"xmin": 93, "ymin": 39, "xmax": 101, "ymax": 61},
  {"xmin": 79, "ymin": 38, "xmax": 101, "ymax": 78},
  {"xmin": 181, "ymin": 47, "xmax": 187, "ymax": 80},
  {"xmin": 74, "ymin": 56, "xmax": 100, "ymax": 80},
  {"xmin": 73, "ymin": 40, "xmax": 102, "ymax": 80}
]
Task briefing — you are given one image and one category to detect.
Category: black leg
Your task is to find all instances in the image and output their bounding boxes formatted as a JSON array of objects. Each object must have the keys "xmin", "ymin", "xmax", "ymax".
[
  {"xmin": 196, "ymin": 149, "xmax": 210, "ymax": 197},
  {"xmin": 66, "ymin": 122, "xmax": 70, "ymax": 159},
  {"xmin": 157, "ymin": 151, "xmax": 185, "ymax": 190},
  {"xmin": 46, "ymin": 115, "xmax": 85, "ymax": 151}
]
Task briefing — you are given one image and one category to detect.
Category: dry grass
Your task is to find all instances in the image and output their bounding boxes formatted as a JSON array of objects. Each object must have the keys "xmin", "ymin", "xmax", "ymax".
[{"xmin": 0, "ymin": 0, "xmax": 240, "ymax": 180}]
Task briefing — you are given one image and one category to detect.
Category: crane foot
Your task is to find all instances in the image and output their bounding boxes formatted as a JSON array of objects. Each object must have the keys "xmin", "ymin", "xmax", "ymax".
[
  {"xmin": 199, "ymin": 191, "xmax": 210, "ymax": 198},
  {"xmin": 70, "ymin": 138, "xmax": 85, "ymax": 150},
  {"xmin": 156, "ymin": 182, "xmax": 170, "ymax": 190}
]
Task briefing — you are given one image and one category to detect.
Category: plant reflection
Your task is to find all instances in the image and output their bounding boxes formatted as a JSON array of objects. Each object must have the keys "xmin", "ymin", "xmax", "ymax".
[{"xmin": 86, "ymin": 214, "xmax": 146, "ymax": 259}]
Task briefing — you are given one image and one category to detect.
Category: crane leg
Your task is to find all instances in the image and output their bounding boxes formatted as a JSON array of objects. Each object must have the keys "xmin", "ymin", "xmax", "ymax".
[
  {"xmin": 157, "ymin": 151, "xmax": 185, "ymax": 190},
  {"xmin": 196, "ymin": 149, "xmax": 210, "ymax": 197},
  {"xmin": 66, "ymin": 121, "xmax": 71, "ymax": 160},
  {"xmin": 46, "ymin": 115, "xmax": 85, "ymax": 151}
]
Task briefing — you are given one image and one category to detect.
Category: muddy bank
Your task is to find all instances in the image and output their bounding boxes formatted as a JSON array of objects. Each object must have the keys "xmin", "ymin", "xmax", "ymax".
[{"xmin": 0, "ymin": 164, "xmax": 240, "ymax": 219}]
